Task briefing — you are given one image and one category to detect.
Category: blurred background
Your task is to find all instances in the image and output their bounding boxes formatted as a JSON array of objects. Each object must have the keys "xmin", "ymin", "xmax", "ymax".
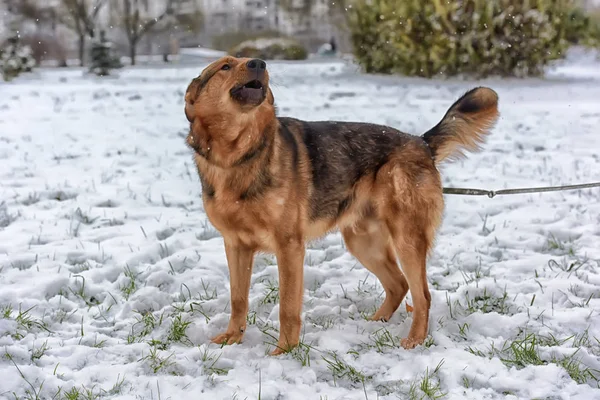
[{"xmin": 1, "ymin": 0, "xmax": 600, "ymax": 78}]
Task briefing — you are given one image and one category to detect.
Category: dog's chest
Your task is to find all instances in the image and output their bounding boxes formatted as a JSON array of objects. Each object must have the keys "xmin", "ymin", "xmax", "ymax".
[{"xmin": 203, "ymin": 190, "xmax": 285, "ymax": 250}]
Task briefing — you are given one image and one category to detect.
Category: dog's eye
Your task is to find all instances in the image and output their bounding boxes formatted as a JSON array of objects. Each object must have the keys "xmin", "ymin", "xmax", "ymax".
[{"xmin": 221, "ymin": 64, "xmax": 231, "ymax": 71}]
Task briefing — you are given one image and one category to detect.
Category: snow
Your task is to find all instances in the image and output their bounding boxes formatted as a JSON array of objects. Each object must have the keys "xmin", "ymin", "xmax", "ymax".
[
  {"xmin": 1, "ymin": 55, "xmax": 600, "ymax": 400},
  {"xmin": 179, "ymin": 47, "xmax": 228, "ymax": 60}
]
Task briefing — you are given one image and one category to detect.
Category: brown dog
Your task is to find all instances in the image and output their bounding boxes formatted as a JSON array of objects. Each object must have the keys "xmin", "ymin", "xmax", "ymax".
[{"xmin": 184, "ymin": 56, "xmax": 499, "ymax": 355}]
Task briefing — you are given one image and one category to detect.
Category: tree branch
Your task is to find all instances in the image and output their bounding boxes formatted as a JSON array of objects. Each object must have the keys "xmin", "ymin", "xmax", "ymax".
[{"xmin": 137, "ymin": 0, "xmax": 176, "ymax": 37}]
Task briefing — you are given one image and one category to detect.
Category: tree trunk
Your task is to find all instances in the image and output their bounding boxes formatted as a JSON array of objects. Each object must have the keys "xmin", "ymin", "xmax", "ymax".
[
  {"xmin": 129, "ymin": 40, "xmax": 137, "ymax": 65},
  {"xmin": 78, "ymin": 35, "xmax": 86, "ymax": 67}
]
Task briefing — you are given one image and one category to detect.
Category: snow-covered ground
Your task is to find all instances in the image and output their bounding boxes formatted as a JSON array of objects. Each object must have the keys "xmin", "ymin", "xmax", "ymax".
[{"xmin": 1, "ymin": 53, "xmax": 600, "ymax": 400}]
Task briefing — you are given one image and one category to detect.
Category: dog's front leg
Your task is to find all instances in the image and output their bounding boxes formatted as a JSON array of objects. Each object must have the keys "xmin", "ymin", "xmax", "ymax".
[
  {"xmin": 211, "ymin": 240, "xmax": 254, "ymax": 346},
  {"xmin": 271, "ymin": 238, "xmax": 305, "ymax": 355}
]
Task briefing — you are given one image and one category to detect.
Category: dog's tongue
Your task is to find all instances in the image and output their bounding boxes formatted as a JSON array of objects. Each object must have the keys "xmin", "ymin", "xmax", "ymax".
[{"xmin": 240, "ymin": 87, "xmax": 263, "ymax": 102}]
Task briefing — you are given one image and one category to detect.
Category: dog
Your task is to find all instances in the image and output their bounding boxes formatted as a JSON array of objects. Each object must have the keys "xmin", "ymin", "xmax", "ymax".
[{"xmin": 184, "ymin": 56, "xmax": 499, "ymax": 355}]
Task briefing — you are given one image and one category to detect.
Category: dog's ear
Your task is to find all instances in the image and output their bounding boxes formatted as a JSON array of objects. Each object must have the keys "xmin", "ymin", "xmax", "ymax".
[
  {"xmin": 267, "ymin": 88, "xmax": 275, "ymax": 105},
  {"xmin": 184, "ymin": 78, "xmax": 201, "ymax": 122}
]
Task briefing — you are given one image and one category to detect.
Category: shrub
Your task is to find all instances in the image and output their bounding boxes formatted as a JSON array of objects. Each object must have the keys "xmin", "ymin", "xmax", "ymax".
[
  {"xmin": 283, "ymin": 43, "xmax": 308, "ymax": 60},
  {"xmin": 1, "ymin": 34, "xmax": 36, "ymax": 81},
  {"xmin": 212, "ymin": 30, "xmax": 282, "ymax": 52},
  {"xmin": 229, "ymin": 37, "xmax": 308, "ymax": 60},
  {"xmin": 88, "ymin": 30, "xmax": 124, "ymax": 76},
  {"xmin": 346, "ymin": 0, "xmax": 600, "ymax": 78},
  {"xmin": 564, "ymin": 7, "xmax": 600, "ymax": 47}
]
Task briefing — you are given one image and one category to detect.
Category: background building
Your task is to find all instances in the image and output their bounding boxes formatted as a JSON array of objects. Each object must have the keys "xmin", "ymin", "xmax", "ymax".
[{"xmin": 0, "ymin": 0, "xmax": 347, "ymax": 63}]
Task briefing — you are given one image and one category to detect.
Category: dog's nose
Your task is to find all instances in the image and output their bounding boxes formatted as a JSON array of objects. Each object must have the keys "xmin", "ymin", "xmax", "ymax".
[{"xmin": 246, "ymin": 59, "xmax": 266, "ymax": 71}]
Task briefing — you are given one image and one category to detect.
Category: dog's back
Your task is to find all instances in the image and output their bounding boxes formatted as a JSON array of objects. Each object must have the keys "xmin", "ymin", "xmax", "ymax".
[{"xmin": 278, "ymin": 86, "xmax": 499, "ymax": 226}]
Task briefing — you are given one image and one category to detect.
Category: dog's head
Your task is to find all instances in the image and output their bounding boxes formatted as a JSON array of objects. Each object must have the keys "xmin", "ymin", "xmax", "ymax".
[
  {"xmin": 184, "ymin": 56, "xmax": 276, "ymax": 165},
  {"xmin": 184, "ymin": 56, "xmax": 275, "ymax": 122}
]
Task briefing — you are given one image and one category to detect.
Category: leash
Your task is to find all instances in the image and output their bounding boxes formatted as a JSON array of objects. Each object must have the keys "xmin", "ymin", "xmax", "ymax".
[{"xmin": 443, "ymin": 182, "xmax": 600, "ymax": 198}]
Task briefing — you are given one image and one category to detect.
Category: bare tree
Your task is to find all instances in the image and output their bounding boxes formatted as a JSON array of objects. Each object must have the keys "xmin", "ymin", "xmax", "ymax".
[
  {"xmin": 7, "ymin": 0, "xmax": 107, "ymax": 66},
  {"xmin": 3, "ymin": 0, "xmax": 65, "ymax": 65},
  {"xmin": 111, "ymin": 0, "xmax": 202, "ymax": 66},
  {"xmin": 58, "ymin": 0, "xmax": 108, "ymax": 66}
]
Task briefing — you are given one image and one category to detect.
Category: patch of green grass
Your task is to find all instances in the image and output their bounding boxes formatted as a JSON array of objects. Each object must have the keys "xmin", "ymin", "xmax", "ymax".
[
  {"xmin": 87, "ymin": 334, "xmax": 107, "ymax": 349},
  {"xmin": 57, "ymin": 385, "xmax": 100, "ymax": 400},
  {"xmin": 322, "ymin": 351, "xmax": 371, "ymax": 386},
  {"xmin": 127, "ymin": 311, "xmax": 164, "ymax": 344},
  {"xmin": 69, "ymin": 275, "xmax": 100, "ymax": 308},
  {"xmin": 4, "ymin": 351, "xmax": 45, "ymax": 400},
  {"xmin": 288, "ymin": 341, "xmax": 316, "ymax": 367},
  {"xmin": 545, "ymin": 233, "xmax": 576, "ymax": 256},
  {"xmin": 365, "ymin": 327, "xmax": 401, "ymax": 353},
  {"xmin": 139, "ymin": 346, "xmax": 176, "ymax": 374},
  {"xmin": 460, "ymin": 287, "xmax": 512, "ymax": 316},
  {"xmin": 467, "ymin": 332, "xmax": 600, "ymax": 386},
  {"xmin": 199, "ymin": 279, "xmax": 218, "ymax": 301},
  {"xmin": 199, "ymin": 347, "xmax": 230, "ymax": 376},
  {"xmin": 408, "ymin": 360, "xmax": 447, "ymax": 400},
  {"xmin": 167, "ymin": 314, "xmax": 192, "ymax": 345},
  {"xmin": 30, "ymin": 340, "xmax": 50, "ymax": 363},
  {"xmin": 8, "ymin": 305, "xmax": 52, "ymax": 340},
  {"xmin": 119, "ymin": 266, "xmax": 138, "ymax": 300},
  {"xmin": 73, "ymin": 207, "xmax": 99, "ymax": 225},
  {"xmin": 424, "ymin": 336, "xmax": 436, "ymax": 348},
  {"xmin": 257, "ymin": 318, "xmax": 280, "ymax": 349},
  {"xmin": 54, "ymin": 374, "xmax": 126, "ymax": 399},
  {"xmin": 547, "ymin": 256, "xmax": 590, "ymax": 275},
  {"xmin": 461, "ymin": 375, "xmax": 472, "ymax": 389},
  {"xmin": 246, "ymin": 310, "xmax": 257, "ymax": 325},
  {"xmin": 553, "ymin": 350, "xmax": 600, "ymax": 385},
  {"xmin": 2, "ymin": 303, "xmax": 13, "ymax": 319},
  {"xmin": 260, "ymin": 322, "xmax": 315, "ymax": 367},
  {"xmin": 259, "ymin": 278, "xmax": 280, "ymax": 306},
  {"xmin": 500, "ymin": 334, "xmax": 546, "ymax": 368},
  {"xmin": 457, "ymin": 323, "xmax": 470, "ymax": 340},
  {"xmin": 460, "ymin": 262, "xmax": 488, "ymax": 286},
  {"xmin": 307, "ymin": 314, "xmax": 336, "ymax": 330}
]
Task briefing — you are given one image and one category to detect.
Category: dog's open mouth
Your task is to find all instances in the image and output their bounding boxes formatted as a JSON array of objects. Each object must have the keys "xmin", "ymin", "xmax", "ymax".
[
  {"xmin": 231, "ymin": 80, "xmax": 265, "ymax": 104},
  {"xmin": 244, "ymin": 80, "xmax": 263, "ymax": 90}
]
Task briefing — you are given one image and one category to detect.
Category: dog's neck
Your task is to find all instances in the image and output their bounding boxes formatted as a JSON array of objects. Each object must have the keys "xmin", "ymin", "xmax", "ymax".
[
  {"xmin": 187, "ymin": 111, "xmax": 276, "ymax": 169},
  {"xmin": 190, "ymin": 116, "xmax": 279, "ymax": 202}
]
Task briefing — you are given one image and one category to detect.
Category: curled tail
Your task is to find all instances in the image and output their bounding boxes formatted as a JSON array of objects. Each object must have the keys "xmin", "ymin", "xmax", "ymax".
[{"xmin": 422, "ymin": 87, "xmax": 499, "ymax": 164}]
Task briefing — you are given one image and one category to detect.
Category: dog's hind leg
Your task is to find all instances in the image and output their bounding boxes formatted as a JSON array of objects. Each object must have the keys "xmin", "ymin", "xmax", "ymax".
[
  {"xmin": 386, "ymin": 192, "xmax": 442, "ymax": 349},
  {"xmin": 392, "ymin": 227, "xmax": 431, "ymax": 349},
  {"xmin": 342, "ymin": 219, "xmax": 409, "ymax": 322}
]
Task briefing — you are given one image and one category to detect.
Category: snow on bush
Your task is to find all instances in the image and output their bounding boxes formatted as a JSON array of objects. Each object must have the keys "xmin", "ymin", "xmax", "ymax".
[
  {"xmin": 1, "ymin": 35, "xmax": 35, "ymax": 81},
  {"xmin": 230, "ymin": 37, "xmax": 308, "ymax": 60}
]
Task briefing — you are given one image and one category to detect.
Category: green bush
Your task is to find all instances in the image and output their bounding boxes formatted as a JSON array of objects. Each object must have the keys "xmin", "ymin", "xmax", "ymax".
[
  {"xmin": 229, "ymin": 38, "xmax": 308, "ymax": 60},
  {"xmin": 347, "ymin": 0, "xmax": 600, "ymax": 78},
  {"xmin": 212, "ymin": 30, "xmax": 282, "ymax": 52},
  {"xmin": 1, "ymin": 34, "xmax": 35, "ymax": 81},
  {"xmin": 283, "ymin": 43, "xmax": 308, "ymax": 60},
  {"xmin": 564, "ymin": 7, "xmax": 600, "ymax": 47}
]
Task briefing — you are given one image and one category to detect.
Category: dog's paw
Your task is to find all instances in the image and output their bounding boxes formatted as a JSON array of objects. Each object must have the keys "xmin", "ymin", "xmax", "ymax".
[
  {"xmin": 369, "ymin": 312, "xmax": 391, "ymax": 322},
  {"xmin": 269, "ymin": 347, "xmax": 287, "ymax": 356},
  {"xmin": 269, "ymin": 341, "xmax": 298, "ymax": 356},
  {"xmin": 211, "ymin": 331, "xmax": 244, "ymax": 346},
  {"xmin": 400, "ymin": 336, "xmax": 424, "ymax": 350}
]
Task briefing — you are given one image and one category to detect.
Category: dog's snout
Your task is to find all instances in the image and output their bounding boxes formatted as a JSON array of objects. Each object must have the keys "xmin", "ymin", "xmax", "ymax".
[{"xmin": 247, "ymin": 59, "xmax": 266, "ymax": 71}]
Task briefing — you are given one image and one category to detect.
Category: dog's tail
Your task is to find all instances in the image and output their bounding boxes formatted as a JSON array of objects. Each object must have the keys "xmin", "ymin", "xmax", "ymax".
[{"xmin": 422, "ymin": 87, "xmax": 499, "ymax": 164}]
